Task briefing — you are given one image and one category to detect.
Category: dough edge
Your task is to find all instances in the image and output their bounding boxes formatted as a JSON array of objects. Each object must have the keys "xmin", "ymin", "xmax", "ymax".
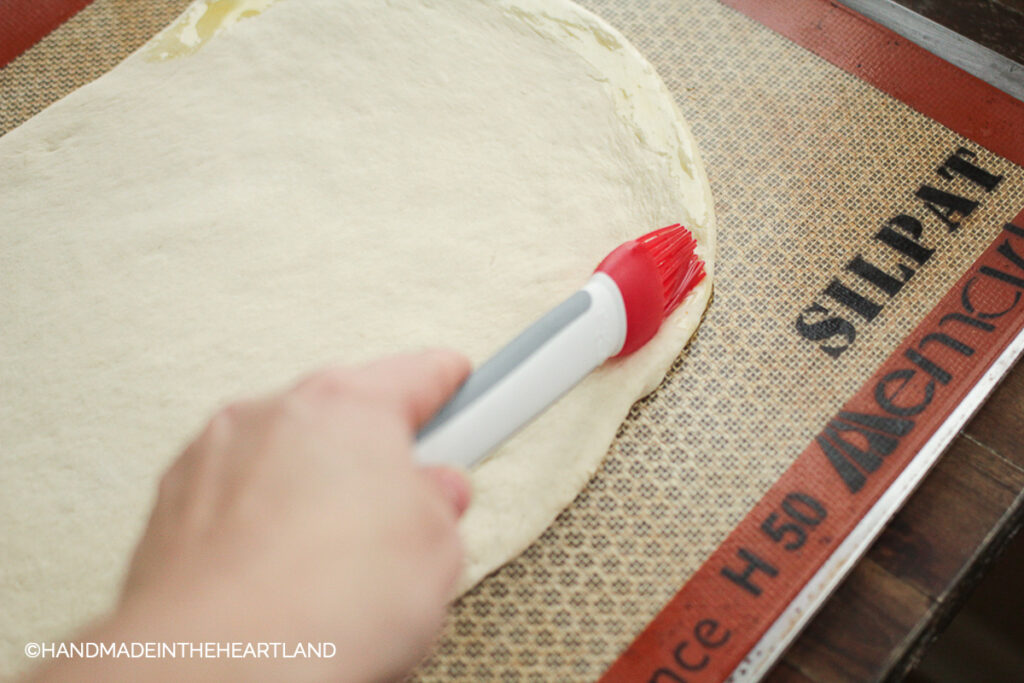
[{"xmin": 453, "ymin": 0, "xmax": 717, "ymax": 594}]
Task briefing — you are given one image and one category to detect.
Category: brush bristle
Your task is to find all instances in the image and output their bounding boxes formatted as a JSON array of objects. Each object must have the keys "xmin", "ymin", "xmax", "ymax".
[{"xmin": 636, "ymin": 224, "xmax": 705, "ymax": 314}]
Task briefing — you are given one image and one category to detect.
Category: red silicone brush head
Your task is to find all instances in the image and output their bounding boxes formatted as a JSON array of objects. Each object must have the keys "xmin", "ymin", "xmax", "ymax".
[
  {"xmin": 637, "ymin": 223, "xmax": 706, "ymax": 314},
  {"xmin": 595, "ymin": 223, "xmax": 705, "ymax": 357}
]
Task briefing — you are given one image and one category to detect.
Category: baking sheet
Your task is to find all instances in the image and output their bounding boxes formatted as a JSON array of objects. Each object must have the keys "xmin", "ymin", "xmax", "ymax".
[{"xmin": 3, "ymin": 1, "xmax": 1023, "ymax": 680}]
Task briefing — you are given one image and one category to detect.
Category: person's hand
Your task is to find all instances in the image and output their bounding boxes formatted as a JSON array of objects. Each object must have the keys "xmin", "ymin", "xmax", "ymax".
[{"xmin": 29, "ymin": 349, "xmax": 472, "ymax": 683}]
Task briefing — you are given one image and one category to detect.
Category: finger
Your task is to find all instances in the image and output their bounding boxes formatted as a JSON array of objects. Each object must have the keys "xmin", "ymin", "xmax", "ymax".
[
  {"xmin": 420, "ymin": 466, "xmax": 472, "ymax": 518},
  {"xmin": 352, "ymin": 349, "xmax": 471, "ymax": 429},
  {"xmin": 164, "ymin": 397, "xmax": 272, "ymax": 509}
]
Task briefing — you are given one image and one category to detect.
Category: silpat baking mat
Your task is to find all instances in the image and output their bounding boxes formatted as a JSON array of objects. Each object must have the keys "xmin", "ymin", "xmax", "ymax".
[{"xmin": 3, "ymin": 1, "xmax": 1024, "ymax": 681}]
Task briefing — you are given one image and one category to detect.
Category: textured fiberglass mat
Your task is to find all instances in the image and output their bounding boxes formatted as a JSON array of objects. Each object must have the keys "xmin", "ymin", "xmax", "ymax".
[{"xmin": 2, "ymin": 1, "xmax": 1023, "ymax": 680}]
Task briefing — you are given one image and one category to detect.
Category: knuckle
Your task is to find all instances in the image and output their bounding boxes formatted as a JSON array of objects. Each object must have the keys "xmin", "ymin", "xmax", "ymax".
[
  {"xmin": 205, "ymin": 400, "xmax": 247, "ymax": 438},
  {"xmin": 191, "ymin": 402, "xmax": 245, "ymax": 454},
  {"xmin": 265, "ymin": 393, "xmax": 304, "ymax": 431},
  {"xmin": 205, "ymin": 409, "xmax": 232, "ymax": 438},
  {"xmin": 302, "ymin": 367, "xmax": 359, "ymax": 397}
]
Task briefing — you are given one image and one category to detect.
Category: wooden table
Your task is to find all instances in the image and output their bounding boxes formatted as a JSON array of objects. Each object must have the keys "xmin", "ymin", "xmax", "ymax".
[{"xmin": 769, "ymin": 5, "xmax": 1024, "ymax": 679}]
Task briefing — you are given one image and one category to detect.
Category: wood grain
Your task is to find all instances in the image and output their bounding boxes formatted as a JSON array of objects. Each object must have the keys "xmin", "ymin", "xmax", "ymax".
[
  {"xmin": 867, "ymin": 436, "xmax": 1024, "ymax": 598},
  {"xmin": 778, "ymin": 560, "xmax": 932, "ymax": 682},
  {"xmin": 963, "ymin": 362, "xmax": 1024, "ymax": 470},
  {"xmin": 768, "ymin": 660, "xmax": 819, "ymax": 683},
  {"xmin": 768, "ymin": 417, "xmax": 1024, "ymax": 680}
]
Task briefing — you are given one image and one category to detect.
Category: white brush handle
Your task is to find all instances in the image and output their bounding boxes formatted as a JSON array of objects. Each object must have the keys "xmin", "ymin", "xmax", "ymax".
[{"xmin": 415, "ymin": 273, "xmax": 627, "ymax": 468}]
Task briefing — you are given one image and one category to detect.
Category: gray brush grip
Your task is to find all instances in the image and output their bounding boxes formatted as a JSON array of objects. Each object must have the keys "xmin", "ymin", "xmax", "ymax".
[
  {"xmin": 414, "ymin": 273, "xmax": 627, "ymax": 468},
  {"xmin": 418, "ymin": 291, "xmax": 591, "ymax": 440}
]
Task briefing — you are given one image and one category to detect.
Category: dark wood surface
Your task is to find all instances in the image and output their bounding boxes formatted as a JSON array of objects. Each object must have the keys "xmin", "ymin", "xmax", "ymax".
[
  {"xmin": 890, "ymin": 0, "xmax": 1024, "ymax": 66},
  {"xmin": 768, "ymin": 4, "xmax": 1024, "ymax": 680}
]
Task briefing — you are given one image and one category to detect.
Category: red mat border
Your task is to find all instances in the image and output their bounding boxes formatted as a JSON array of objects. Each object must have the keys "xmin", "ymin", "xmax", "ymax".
[
  {"xmin": 602, "ymin": 1, "xmax": 1024, "ymax": 680},
  {"xmin": 0, "ymin": 0, "xmax": 95, "ymax": 69},
  {"xmin": 720, "ymin": 0, "xmax": 1024, "ymax": 167}
]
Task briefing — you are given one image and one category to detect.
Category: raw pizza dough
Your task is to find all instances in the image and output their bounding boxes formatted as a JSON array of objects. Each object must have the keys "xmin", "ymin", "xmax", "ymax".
[{"xmin": 0, "ymin": 0, "xmax": 715, "ymax": 672}]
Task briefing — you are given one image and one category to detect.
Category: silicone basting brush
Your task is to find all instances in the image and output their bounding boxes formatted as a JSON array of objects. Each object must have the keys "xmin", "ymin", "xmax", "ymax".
[{"xmin": 416, "ymin": 224, "xmax": 705, "ymax": 467}]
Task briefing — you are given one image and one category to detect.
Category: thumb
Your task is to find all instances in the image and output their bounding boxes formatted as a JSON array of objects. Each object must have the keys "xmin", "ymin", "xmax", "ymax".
[{"xmin": 350, "ymin": 349, "xmax": 472, "ymax": 429}]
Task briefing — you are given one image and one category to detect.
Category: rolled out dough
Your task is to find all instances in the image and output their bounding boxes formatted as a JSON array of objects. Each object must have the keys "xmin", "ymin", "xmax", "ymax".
[{"xmin": 0, "ymin": 0, "xmax": 715, "ymax": 672}]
